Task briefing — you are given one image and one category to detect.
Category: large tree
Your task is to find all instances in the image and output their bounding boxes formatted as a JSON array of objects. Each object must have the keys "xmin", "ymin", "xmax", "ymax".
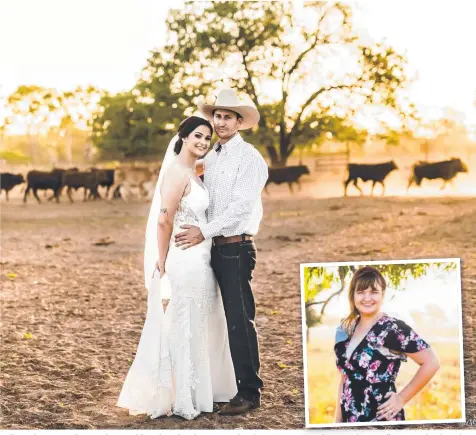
[
  {"xmin": 157, "ymin": 1, "xmax": 412, "ymax": 166},
  {"xmin": 6, "ymin": 85, "xmax": 53, "ymax": 163},
  {"xmin": 5, "ymin": 85, "xmax": 103, "ymax": 164},
  {"xmin": 56, "ymin": 85, "xmax": 103, "ymax": 163},
  {"xmin": 92, "ymin": 54, "xmax": 189, "ymax": 159}
]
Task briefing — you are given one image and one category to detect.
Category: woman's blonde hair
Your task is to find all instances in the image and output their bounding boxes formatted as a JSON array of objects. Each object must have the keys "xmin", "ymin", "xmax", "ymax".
[{"xmin": 341, "ymin": 266, "xmax": 387, "ymax": 335}]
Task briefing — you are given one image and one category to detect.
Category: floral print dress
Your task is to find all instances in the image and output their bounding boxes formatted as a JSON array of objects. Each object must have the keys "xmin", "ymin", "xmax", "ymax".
[{"xmin": 334, "ymin": 314, "xmax": 430, "ymax": 423}]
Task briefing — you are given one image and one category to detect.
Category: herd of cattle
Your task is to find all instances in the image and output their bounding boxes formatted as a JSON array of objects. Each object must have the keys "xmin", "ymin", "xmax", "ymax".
[
  {"xmin": 1, "ymin": 166, "xmax": 159, "ymax": 203},
  {"xmin": 0, "ymin": 157, "xmax": 470, "ymax": 202},
  {"xmin": 265, "ymin": 157, "xmax": 469, "ymax": 195}
]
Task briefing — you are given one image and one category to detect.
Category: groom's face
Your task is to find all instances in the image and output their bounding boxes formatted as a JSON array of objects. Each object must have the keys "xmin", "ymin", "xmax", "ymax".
[{"xmin": 213, "ymin": 109, "xmax": 243, "ymax": 140}]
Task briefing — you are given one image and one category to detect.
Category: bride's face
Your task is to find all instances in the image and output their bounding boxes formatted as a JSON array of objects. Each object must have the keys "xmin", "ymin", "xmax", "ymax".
[{"xmin": 183, "ymin": 126, "xmax": 212, "ymax": 158}]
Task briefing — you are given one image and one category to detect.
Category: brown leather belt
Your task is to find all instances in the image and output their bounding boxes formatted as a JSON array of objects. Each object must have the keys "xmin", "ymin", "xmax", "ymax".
[{"xmin": 212, "ymin": 234, "xmax": 253, "ymax": 246}]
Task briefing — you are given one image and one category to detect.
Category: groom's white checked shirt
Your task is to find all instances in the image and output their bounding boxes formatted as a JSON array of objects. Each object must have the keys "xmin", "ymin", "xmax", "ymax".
[{"xmin": 199, "ymin": 133, "xmax": 268, "ymax": 239}]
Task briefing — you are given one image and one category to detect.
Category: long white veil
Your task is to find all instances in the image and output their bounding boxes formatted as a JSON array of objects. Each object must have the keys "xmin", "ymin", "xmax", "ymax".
[
  {"xmin": 117, "ymin": 135, "xmax": 179, "ymax": 416},
  {"xmin": 143, "ymin": 134, "xmax": 179, "ymax": 299}
]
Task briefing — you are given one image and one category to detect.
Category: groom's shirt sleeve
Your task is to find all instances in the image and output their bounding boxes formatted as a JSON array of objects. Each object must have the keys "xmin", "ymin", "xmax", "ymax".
[{"xmin": 199, "ymin": 150, "xmax": 268, "ymax": 239}]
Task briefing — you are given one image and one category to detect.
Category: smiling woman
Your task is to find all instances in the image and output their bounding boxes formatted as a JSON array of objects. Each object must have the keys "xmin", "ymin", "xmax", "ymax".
[
  {"xmin": 333, "ymin": 266, "xmax": 440, "ymax": 424},
  {"xmin": 116, "ymin": 115, "xmax": 238, "ymax": 420}
]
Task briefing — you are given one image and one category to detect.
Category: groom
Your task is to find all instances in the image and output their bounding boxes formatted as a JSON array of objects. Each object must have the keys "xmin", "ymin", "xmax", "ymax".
[{"xmin": 174, "ymin": 89, "xmax": 268, "ymax": 415}]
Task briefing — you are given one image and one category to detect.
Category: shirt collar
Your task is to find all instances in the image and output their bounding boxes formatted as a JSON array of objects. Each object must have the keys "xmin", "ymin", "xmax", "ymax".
[{"xmin": 214, "ymin": 132, "xmax": 243, "ymax": 152}]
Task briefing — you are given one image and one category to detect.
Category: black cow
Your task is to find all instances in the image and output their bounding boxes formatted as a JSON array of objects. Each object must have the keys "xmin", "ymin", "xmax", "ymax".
[
  {"xmin": 265, "ymin": 165, "xmax": 310, "ymax": 194},
  {"xmin": 24, "ymin": 168, "xmax": 70, "ymax": 203},
  {"xmin": 1, "ymin": 173, "xmax": 25, "ymax": 201},
  {"xmin": 407, "ymin": 158, "xmax": 468, "ymax": 191},
  {"xmin": 41, "ymin": 166, "xmax": 79, "ymax": 199},
  {"xmin": 344, "ymin": 161, "xmax": 398, "ymax": 196},
  {"xmin": 61, "ymin": 170, "xmax": 105, "ymax": 203},
  {"xmin": 87, "ymin": 168, "xmax": 115, "ymax": 200},
  {"xmin": 98, "ymin": 168, "xmax": 115, "ymax": 197}
]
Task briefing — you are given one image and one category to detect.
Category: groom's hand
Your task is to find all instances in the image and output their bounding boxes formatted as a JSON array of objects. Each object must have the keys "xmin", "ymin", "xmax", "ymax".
[{"xmin": 175, "ymin": 225, "xmax": 205, "ymax": 249}]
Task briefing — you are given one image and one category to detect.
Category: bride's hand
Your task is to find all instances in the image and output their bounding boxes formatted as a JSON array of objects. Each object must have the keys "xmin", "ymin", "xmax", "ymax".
[{"xmin": 156, "ymin": 261, "xmax": 165, "ymax": 279}]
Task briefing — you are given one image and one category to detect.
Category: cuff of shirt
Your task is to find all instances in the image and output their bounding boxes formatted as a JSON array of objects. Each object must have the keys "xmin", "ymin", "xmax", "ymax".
[{"xmin": 199, "ymin": 221, "xmax": 219, "ymax": 240}]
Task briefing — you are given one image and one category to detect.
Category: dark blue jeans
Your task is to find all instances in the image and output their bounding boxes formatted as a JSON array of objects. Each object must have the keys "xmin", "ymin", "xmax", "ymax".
[{"xmin": 211, "ymin": 239, "xmax": 263, "ymax": 400}]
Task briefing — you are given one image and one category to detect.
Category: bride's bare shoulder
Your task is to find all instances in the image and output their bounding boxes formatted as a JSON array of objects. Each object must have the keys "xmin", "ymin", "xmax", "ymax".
[{"xmin": 161, "ymin": 162, "xmax": 190, "ymax": 187}]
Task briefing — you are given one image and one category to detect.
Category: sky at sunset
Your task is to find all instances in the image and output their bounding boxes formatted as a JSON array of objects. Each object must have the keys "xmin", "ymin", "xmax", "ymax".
[{"xmin": 1, "ymin": 0, "xmax": 475, "ymax": 130}]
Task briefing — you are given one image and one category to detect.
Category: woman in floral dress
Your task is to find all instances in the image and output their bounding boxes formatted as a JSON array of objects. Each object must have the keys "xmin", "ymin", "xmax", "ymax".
[{"xmin": 334, "ymin": 266, "xmax": 440, "ymax": 423}]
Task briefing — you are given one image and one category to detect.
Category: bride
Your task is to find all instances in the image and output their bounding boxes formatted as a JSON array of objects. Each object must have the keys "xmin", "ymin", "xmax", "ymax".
[{"xmin": 117, "ymin": 116, "xmax": 237, "ymax": 420}]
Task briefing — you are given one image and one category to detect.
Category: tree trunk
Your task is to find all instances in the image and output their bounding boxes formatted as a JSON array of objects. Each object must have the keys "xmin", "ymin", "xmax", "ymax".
[
  {"xmin": 277, "ymin": 135, "xmax": 292, "ymax": 167},
  {"xmin": 421, "ymin": 140, "xmax": 430, "ymax": 161},
  {"xmin": 266, "ymin": 145, "xmax": 280, "ymax": 167},
  {"xmin": 84, "ymin": 140, "xmax": 94, "ymax": 163},
  {"xmin": 266, "ymin": 138, "xmax": 291, "ymax": 168},
  {"xmin": 50, "ymin": 137, "xmax": 58, "ymax": 165},
  {"xmin": 28, "ymin": 133, "xmax": 37, "ymax": 164},
  {"xmin": 65, "ymin": 129, "xmax": 73, "ymax": 164},
  {"xmin": 277, "ymin": 154, "xmax": 289, "ymax": 167}
]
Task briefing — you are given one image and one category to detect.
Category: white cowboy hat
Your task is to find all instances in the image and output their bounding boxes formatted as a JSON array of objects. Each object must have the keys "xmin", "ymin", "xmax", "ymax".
[{"xmin": 198, "ymin": 88, "xmax": 260, "ymax": 130}]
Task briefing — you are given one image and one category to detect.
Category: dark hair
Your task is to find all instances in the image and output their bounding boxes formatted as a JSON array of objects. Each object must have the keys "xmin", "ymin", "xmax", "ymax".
[
  {"xmin": 212, "ymin": 108, "xmax": 243, "ymax": 120},
  {"xmin": 174, "ymin": 116, "xmax": 213, "ymax": 154},
  {"xmin": 341, "ymin": 266, "xmax": 387, "ymax": 335}
]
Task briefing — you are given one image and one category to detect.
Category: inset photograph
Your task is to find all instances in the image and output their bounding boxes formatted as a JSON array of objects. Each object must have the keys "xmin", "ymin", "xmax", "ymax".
[{"xmin": 301, "ymin": 259, "xmax": 465, "ymax": 428}]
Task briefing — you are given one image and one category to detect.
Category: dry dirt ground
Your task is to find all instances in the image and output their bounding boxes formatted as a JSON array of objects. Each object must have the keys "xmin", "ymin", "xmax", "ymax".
[{"xmin": 1, "ymin": 185, "xmax": 475, "ymax": 430}]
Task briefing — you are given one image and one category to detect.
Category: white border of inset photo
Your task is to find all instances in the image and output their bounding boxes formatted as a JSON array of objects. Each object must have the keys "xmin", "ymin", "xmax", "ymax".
[{"xmin": 300, "ymin": 258, "xmax": 466, "ymax": 428}]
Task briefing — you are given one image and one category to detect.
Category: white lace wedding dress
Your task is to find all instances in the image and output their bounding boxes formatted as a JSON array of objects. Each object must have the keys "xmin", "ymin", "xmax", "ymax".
[{"xmin": 117, "ymin": 177, "xmax": 237, "ymax": 420}]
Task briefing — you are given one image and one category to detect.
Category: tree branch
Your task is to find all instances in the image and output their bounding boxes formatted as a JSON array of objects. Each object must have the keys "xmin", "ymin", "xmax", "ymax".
[
  {"xmin": 290, "ymin": 81, "xmax": 361, "ymax": 138},
  {"xmin": 315, "ymin": 266, "xmax": 349, "ymax": 316},
  {"xmin": 305, "ymin": 300, "xmax": 324, "ymax": 308},
  {"xmin": 304, "ymin": 283, "xmax": 344, "ymax": 312},
  {"xmin": 285, "ymin": 5, "xmax": 332, "ymax": 79},
  {"xmin": 241, "ymin": 50, "xmax": 260, "ymax": 108},
  {"xmin": 306, "ymin": 266, "xmax": 348, "ymax": 313},
  {"xmin": 235, "ymin": 24, "xmax": 264, "ymax": 110},
  {"xmin": 320, "ymin": 285, "xmax": 345, "ymax": 316},
  {"xmin": 288, "ymin": 143, "xmax": 296, "ymax": 157}
]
